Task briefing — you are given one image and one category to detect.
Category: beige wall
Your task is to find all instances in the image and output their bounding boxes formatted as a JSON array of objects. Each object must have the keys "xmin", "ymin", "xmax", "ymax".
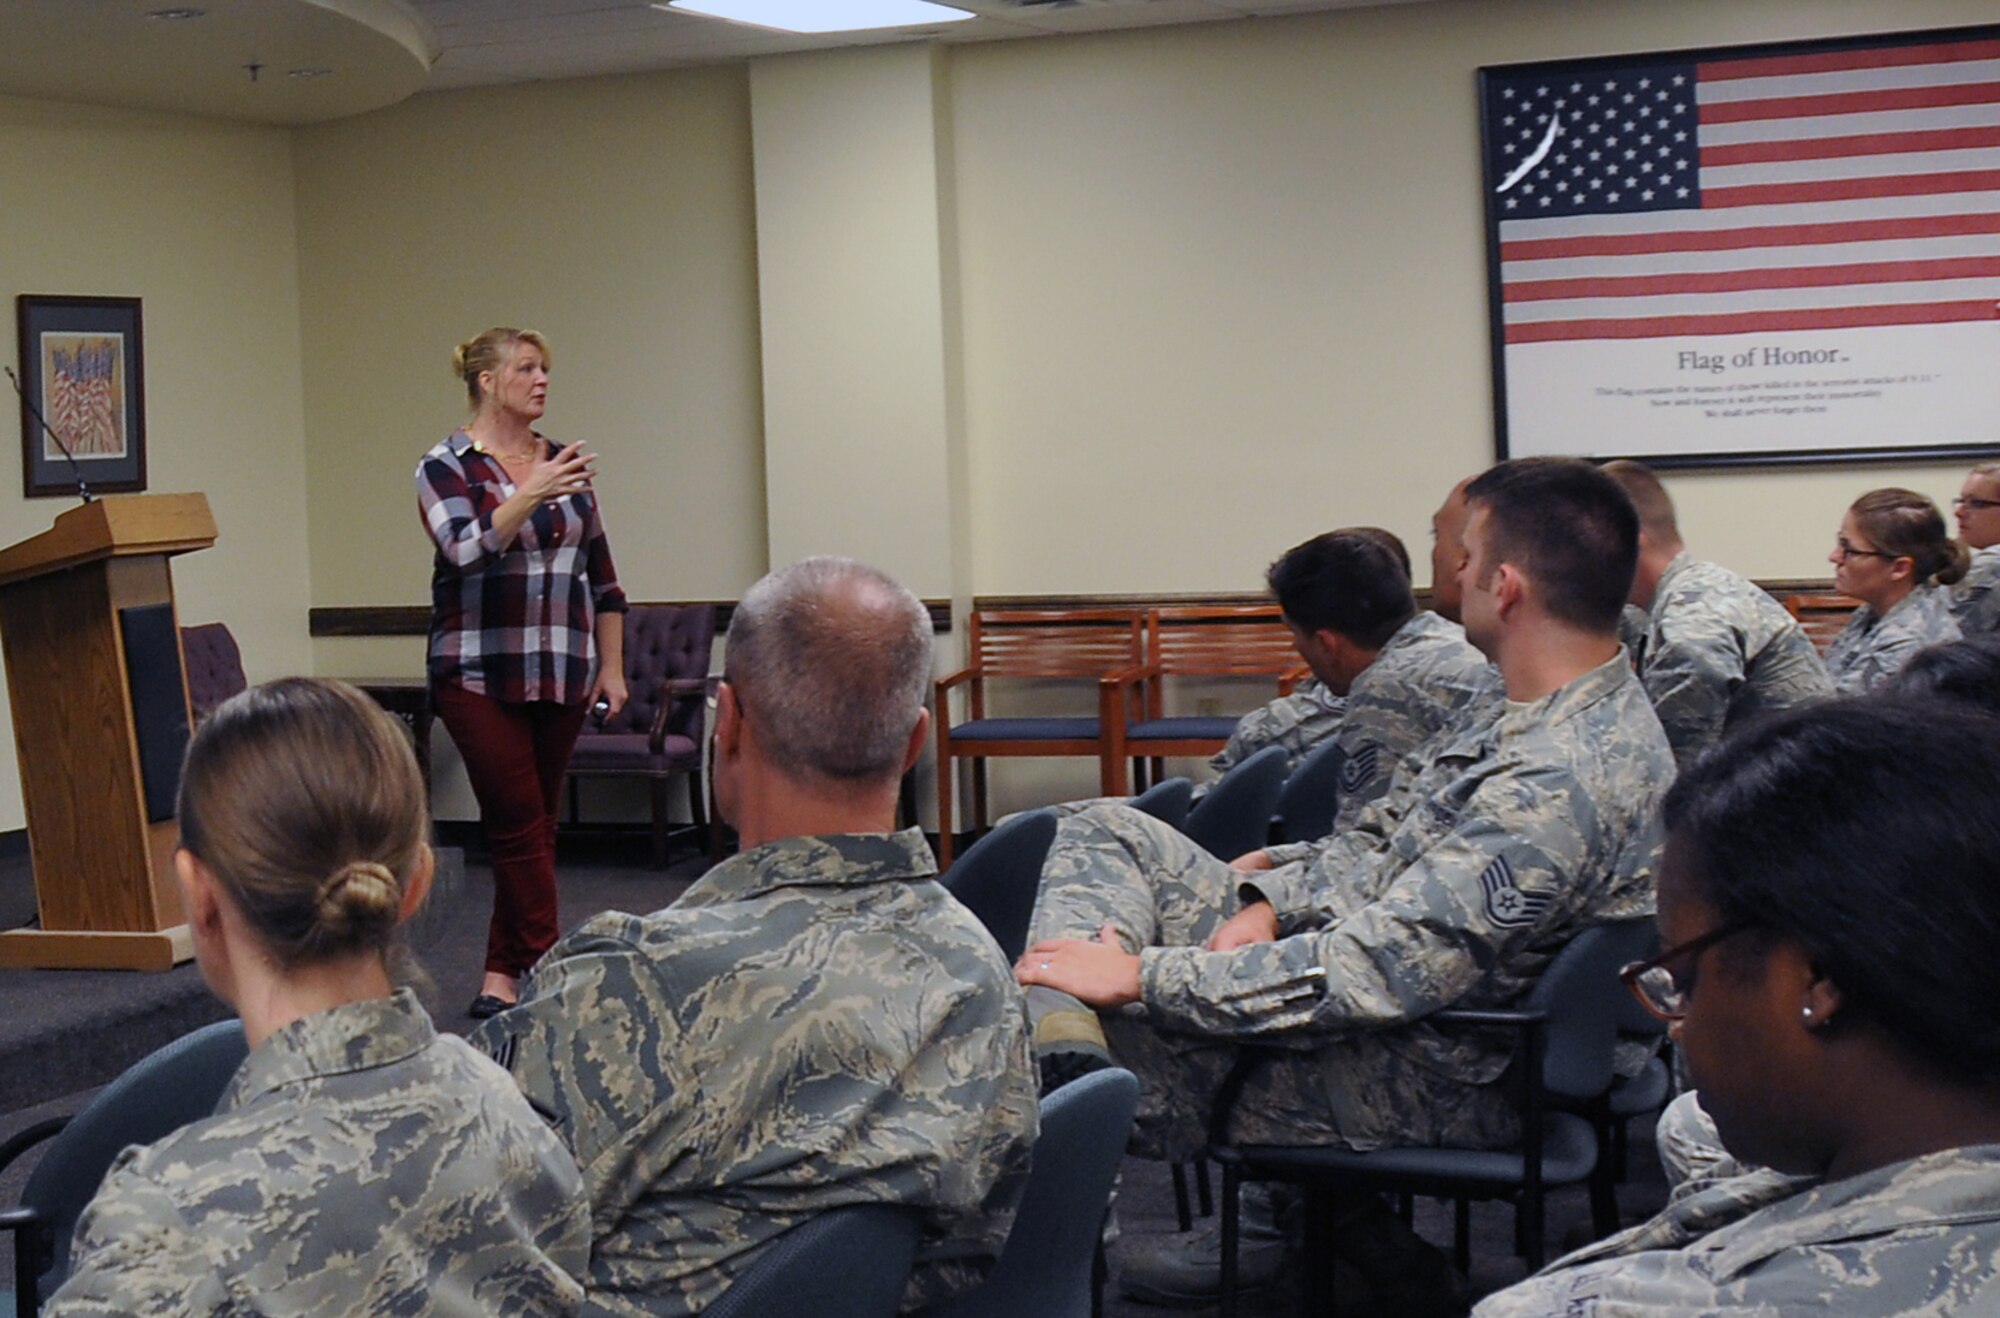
[
  {"xmin": 949, "ymin": 0, "xmax": 1997, "ymax": 598},
  {"xmin": 291, "ymin": 65, "xmax": 768, "ymax": 626},
  {"xmin": 291, "ymin": 68, "xmax": 767, "ymax": 819},
  {"xmin": 0, "ymin": 95, "xmax": 312, "ymax": 834}
]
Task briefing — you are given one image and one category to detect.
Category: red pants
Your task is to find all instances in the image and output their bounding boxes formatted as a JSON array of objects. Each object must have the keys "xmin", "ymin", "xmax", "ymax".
[{"xmin": 433, "ymin": 683, "xmax": 589, "ymax": 978}]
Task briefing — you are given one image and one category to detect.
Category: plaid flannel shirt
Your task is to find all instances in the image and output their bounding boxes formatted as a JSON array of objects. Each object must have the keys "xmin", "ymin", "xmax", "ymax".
[{"xmin": 418, "ymin": 430, "xmax": 628, "ymax": 706}]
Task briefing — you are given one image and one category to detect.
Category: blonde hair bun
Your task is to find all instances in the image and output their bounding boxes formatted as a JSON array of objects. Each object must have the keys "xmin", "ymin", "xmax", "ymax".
[{"xmin": 315, "ymin": 861, "xmax": 403, "ymax": 942}]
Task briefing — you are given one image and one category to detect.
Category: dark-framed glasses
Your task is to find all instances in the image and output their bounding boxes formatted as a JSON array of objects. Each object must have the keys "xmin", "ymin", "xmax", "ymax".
[
  {"xmin": 1620, "ymin": 922, "xmax": 1757, "ymax": 1023},
  {"xmin": 1954, "ymin": 496, "xmax": 2000, "ymax": 512},
  {"xmin": 1832, "ymin": 536, "xmax": 1895, "ymax": 562}
]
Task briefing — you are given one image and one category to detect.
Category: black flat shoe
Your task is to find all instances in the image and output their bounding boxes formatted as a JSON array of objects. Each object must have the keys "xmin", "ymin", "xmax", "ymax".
[{"xmin": 468, "ymin": 993, "xmax": 514, "ymax": 1019}]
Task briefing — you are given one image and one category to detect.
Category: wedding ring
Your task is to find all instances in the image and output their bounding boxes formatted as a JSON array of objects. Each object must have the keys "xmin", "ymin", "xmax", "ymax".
[{"xmin": 1039, "ymin": 961, "xmax": 1051, "ymax": 970}]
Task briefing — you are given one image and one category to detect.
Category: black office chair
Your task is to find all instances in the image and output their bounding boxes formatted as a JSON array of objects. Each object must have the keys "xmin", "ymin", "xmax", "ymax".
[
  {"xmin": 1266, "ymin": 740, "xmax": 1345, "ymax": 846},
  {"xmin": 926, "ymin": 1068, "xmax": 1139, "ymax": 1318},
  {"xmin": 1182, "ymin": 746, "xmax": 1287, "ymax": 862},
  {"xmin": 0, "ymin": 1019, "xmax": 247, "ymax": 1315},
  {"xmin": 1209, "ymin": 920, "xmax": 1652, "ymax": 1316},
  {"xmin": 704, "ymin": 1204, "xmax": 921, "ymax": 1318},
  {"xmin": 1129, "ymin": 776, "xmax": 1194, "ymax": 831},
  {"xmin": 940, "ymin": 809, "xmax": 1059, "ymax": 962}
]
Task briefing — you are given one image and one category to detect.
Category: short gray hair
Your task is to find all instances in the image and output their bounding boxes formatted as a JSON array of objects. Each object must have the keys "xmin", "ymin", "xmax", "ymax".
[{"xmin": 724, "ymin": 557, "xmax": 933, "ymax": 783}]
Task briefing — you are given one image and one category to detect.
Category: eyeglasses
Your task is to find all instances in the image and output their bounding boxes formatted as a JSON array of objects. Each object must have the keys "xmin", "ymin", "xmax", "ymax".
[
  {"xmin": 1954, "ymin": 496, "xmax": 2000, "ymax": 512},
  {"xmin": 1619, "ymin": 922, "xmax": 1757, "ymax": 1023},
  {"xmin": 1832, "ymin": 536, "xmax": 1896, "ymax": 563}
]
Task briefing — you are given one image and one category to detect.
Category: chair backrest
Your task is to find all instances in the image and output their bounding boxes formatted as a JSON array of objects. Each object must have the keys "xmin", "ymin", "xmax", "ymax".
[
  {"xmin": 704, "ymin": 1203, "xmax": 921, "ymax": 1318},
  {"xmin": 1182, "ymin": 745, "xmax": 1288, "ymax": 862},
  {"xmin": 1145, "ymin": 606, "xmax": 1300, "ymax": 679},
  {"xmin": 1609, "ymin": 922, "xmax": 1667, "ymax": 1039},
  {"xmin": 1525, "ymin": 920, "xmax": 1658, "ymax": 1105},
  {"xmin": 1783, "ymin": 591, "xmax": 1861, "ymax": 655},
  {"xmin": 180, "ymin": 623, "xmax": 247, "ymax": 723},
  {"xmin": 927, "ymin": 1068, "xmax": 1140, "ymax": 1318},
  {"xmin": 23, "ymin": 1019, "xmax": 248, "ymax": 1292},
  {"xmin": 602, "ymin": 603, "xmax": 716, "ymax": 738},
  {"xmin": 1129, "ymin": 776, "xmax": 1194, "ymax": 831},
  {"xmin": 966, "ymin": 610, "xmax": 1144, "ymax": 680},
  {"xmin": 941, "ymin": 810, "xmax": 1060, "ymax": 962},
  {"xmin": 1267, "ymin": 739, "xmax": 1346, "ymax": 846}
]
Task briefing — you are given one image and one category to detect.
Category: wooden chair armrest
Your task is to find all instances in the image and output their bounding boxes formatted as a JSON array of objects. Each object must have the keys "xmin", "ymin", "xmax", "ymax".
[
  {"xmin": 1098, "ymin": 663, "xmax": 1158, "ymax": 691},
  {"xmin": 648, "ymin": 677, "xmax": 717, "ymax": 752}
]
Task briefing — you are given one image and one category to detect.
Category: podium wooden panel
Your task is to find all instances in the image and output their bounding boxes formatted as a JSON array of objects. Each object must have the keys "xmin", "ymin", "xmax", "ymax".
[{"xmin": 0, "ymin": 494, "xmax": 215, "ymax": 971}]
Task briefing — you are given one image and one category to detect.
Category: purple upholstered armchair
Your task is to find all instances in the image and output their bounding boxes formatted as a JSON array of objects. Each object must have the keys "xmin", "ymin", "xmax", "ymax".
[
  {"xmin": 180, "ymin": 623, "xmax": 247, "ymax": 724},
  {"xmin": 566, "ymin": 603, "xmax": 717, "ymax": 868}
]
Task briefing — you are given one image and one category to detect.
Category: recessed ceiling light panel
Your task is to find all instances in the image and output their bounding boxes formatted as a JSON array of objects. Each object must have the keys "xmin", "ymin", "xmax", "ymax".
[
  {"xmin": 145, "ymin": 7, "xmax": 208, "ymax": 19},
  {"xmin": 658, "ymin": 1, "xmax": 975, "ymax": 35}
]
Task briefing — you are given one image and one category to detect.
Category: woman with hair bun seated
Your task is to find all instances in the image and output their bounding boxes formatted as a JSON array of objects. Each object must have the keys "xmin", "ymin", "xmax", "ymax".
[
  {"xmin": 1823, "ymin": 487, "xmax": 1964, "ymax": 693},
  {"xmin": 45, "ymin": 679, "xmax": 588, "ymax": 1317},
  {"xmin": 1474, "ymin": 696, "xmax": 2000, "ymax": 1316}
]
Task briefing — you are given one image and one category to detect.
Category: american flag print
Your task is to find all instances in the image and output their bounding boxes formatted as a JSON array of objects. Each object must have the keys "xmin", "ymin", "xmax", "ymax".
[
  {"xmin": 41, "ymin": 335, "xmax": 126, "ymax": 459},
  {"xmin": 1485, "ymin": 29, "xmax": 2000, "ymax": 464}
]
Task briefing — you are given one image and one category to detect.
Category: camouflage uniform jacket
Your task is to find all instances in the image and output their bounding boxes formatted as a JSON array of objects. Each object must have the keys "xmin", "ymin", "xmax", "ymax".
[
  {"xmin": 1312, "ymin": 612, "xmax": 1497, "ymax": 834},
  {"xmin": 472, "ymin": 829, "xmax": 1038, "ymax": 1318},
  {"xmin": 1472, "ymin": 1146, "xmax": 2000, "ymax": 1316},
  {"xmin": 1630, "ymin": 553, "xmax": 1833, "ymax": 767},
  {"xmin": 1209, "ymin": 678, "xmax": 1347, "ymax": 777},
  {"xmin": 1952, "ymin": 545, "xmax": 2000, "ymax": 635},
  {"xmin": 1150, "ymin": 654, "xmax": 1670, "ymax": 1089},
  {"xmin": 1825, "ymin": 583, "xmax": 1962, "ymax": 694},
  {"xmin": 46, "ymin": 990, "xmax": 589, "ymax": 1317}
]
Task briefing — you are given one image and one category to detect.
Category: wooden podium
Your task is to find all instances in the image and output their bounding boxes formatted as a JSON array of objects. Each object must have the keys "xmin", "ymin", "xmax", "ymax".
[{"xmin": 0, "ymin": 494, "xmax": 217, "ymax": 971}]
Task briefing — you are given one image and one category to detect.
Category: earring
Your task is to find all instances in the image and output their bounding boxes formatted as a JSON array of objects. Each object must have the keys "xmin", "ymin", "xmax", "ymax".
[{"xmin": 1801, "ymin": 1007, "xmax": 1814, "ymax": 1021}]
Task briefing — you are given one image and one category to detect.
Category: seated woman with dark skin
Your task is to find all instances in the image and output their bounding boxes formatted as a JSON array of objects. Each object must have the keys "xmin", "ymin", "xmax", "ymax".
[{"xmin": 1474, "ymin": 697, "xmax": 2000, "ymax": 1316}]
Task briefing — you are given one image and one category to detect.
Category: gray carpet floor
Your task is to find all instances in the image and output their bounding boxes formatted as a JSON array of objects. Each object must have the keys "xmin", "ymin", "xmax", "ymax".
[{"xmin": 0, "ymin": 830, "xmax": 1673, "ymax": 1311}]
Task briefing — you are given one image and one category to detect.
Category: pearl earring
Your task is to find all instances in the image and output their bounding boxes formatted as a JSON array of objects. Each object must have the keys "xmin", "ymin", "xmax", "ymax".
[{"xmin": 1802, "ymin": 1006, "xmax": 1815, "ymax": 1022}]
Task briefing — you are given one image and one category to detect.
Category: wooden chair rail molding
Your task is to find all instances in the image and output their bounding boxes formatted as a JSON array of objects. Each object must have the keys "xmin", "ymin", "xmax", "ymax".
[
  {"xmin": 310, "ymin": 580, "xmax": 1845, "ymax": 641},
  {"xmin": 309, "ymin": 600, "xmax": 954, "ymax": 637}
]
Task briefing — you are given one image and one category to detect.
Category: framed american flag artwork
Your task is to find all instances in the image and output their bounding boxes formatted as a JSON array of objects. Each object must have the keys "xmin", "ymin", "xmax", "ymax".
[
  {"xmin": 1481, "ymin": 26, "xmax": 2000, "ymax": 468},
  {"xmin": 15, "ymin": 295, "xmax": 147, "ymax": 498}
]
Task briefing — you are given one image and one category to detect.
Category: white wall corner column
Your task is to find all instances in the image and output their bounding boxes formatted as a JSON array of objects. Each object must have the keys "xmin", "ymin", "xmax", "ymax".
[{"xmin": 750, "ymin": 44, "xmax": 973, "ymax": 829}]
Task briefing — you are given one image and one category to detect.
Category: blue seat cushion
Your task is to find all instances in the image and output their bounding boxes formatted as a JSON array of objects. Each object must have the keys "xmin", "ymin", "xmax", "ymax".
[
  {"xmin": 1607, "ymin": 1057, "xmax": 1672, "ymax": 1118},
  {"xmin": 1224, "ymin": 1112, "xmax": 1598, "ymax": 1191},
  {"xmin": 951, "ymin": 717, "xmax": 1100, "ymax": 741},
  {"xmin": 1126, "ymin": 716, "xmax": 1242, "ymax": 741}
]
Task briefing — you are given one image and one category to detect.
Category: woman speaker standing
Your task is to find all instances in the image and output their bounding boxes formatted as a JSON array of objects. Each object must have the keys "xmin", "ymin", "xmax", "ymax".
[{"xmin": 418, "ymin": 328, "xmax": 628, "ymax": 1017}]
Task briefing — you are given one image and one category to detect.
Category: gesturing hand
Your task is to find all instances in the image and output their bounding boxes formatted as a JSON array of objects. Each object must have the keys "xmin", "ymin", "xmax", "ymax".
[{"xmin": 521, "ymin": 441, "xmax": 596, "ymax": 504}]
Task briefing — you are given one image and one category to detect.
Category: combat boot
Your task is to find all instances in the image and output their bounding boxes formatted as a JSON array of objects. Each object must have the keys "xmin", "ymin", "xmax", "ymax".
[{"xmin": 1118, "ymin": 1182, "xmax": 1293, "ymax": 1308}]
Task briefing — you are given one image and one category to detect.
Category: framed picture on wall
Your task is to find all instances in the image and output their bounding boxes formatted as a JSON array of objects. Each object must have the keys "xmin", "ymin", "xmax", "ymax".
[
  {"xmin": 15, "ymin": 294, "xmax": 147, "ymax": 498},
  {"xmin": 1480, "ymin": 24, "xmax": 2000, "ymax": 469}
]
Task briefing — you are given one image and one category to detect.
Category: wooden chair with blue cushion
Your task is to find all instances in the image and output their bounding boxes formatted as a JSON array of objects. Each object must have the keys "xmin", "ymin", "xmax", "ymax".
[
  {"xmin": 0, "ymin": 1019, "xmax": 247, "ymax": 1316},
  {"xmin": 1099, "ymin": 606, "xmax": 1307, "ymax": 796},
  {"xmin": 934, "ymin": 609, "xmax": 1144, "ymax": 867}
]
